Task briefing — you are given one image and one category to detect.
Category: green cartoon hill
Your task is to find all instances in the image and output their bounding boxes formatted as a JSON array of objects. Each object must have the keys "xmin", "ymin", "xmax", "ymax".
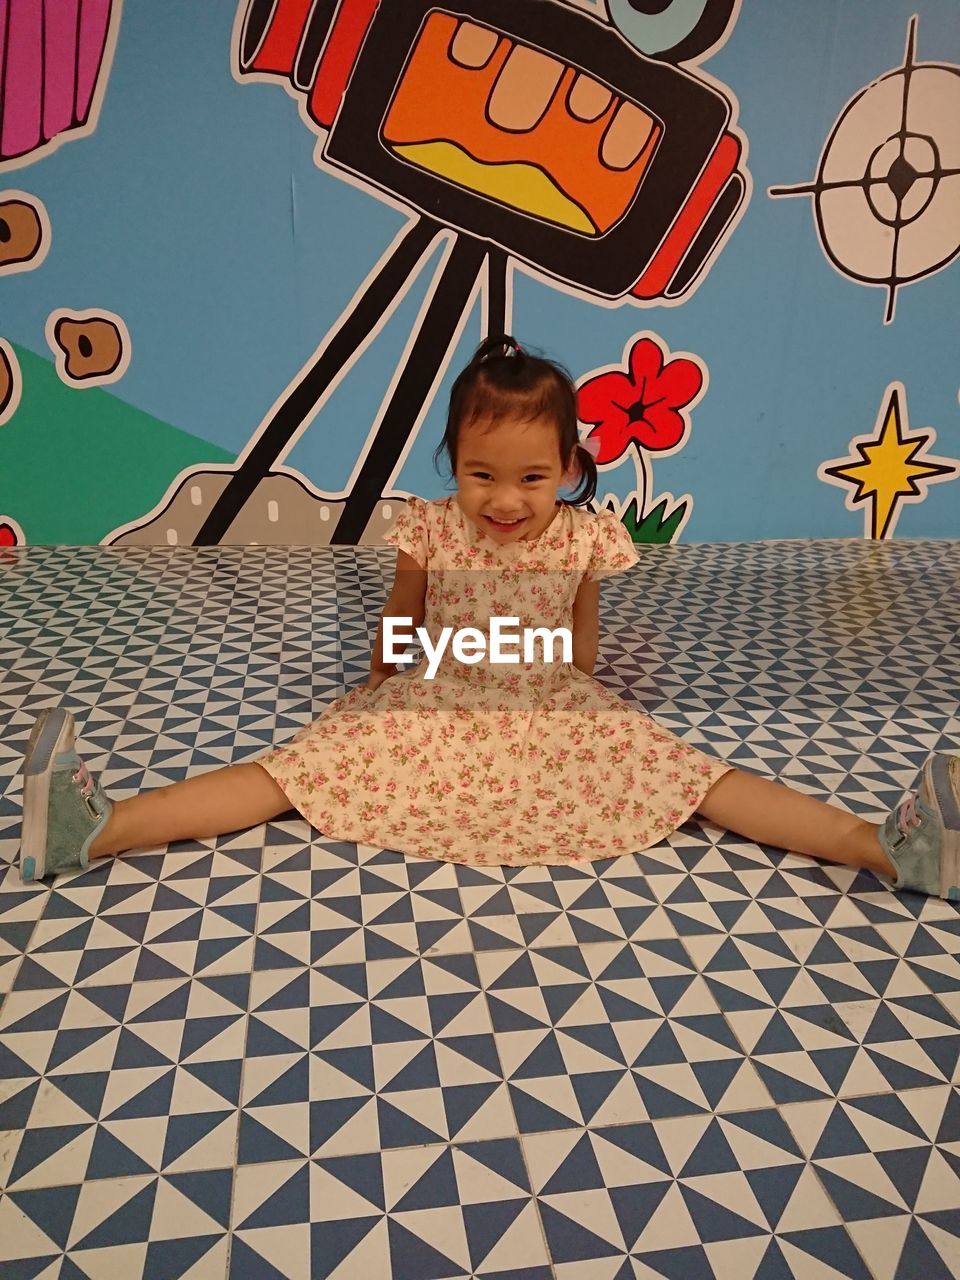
[{"xmin": 0, "ymin": 343, "xmax": 234, "ymax": 545}]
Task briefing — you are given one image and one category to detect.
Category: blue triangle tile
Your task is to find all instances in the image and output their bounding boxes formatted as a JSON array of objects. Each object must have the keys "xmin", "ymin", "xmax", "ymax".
[
  {"xmin": 130, "ymin": 985, "xmax": 190, "ymax": 1023},
  {"xmin": 754, "ymin": 1062, "xmax": 831, "ymax": 1104},
  {"xmin": 182, "ymin": 1059, "xmax": 243, "ymax": 1107},
  {"xmin": 609, "ymin": 1181, "xmax": 672, "ymax": 1251},
  {"xmin": 937, "ymin": 1091, "xmax": 960, "ymax": 1143},
  {"xmin": 634, "ymin": 1023, "xmax": 686, "ymax": 1067},
  {"xmin": 13, "ymin": 956, "xmax": 70, "ymax": 990},
  {"xmin": 469, "ymin": 921, "xmax": 523, "ymax": 951},
  {"xmin": 387, "ymin": 1218, "xmax": 466, "ymax": 1280},
  {"xmin": 394, "ymin": 1148, "xmax": 460, "ymax": 1211},
  {"xmin": 7, "ymin": 1184, "xmax": 82, "ymax": 1251},
  {"xmin": 255, "ymin": 938, "xmax": 304, "ymax": 969},
  {"xmin": 0, "ymin": 1079, "xmax": 39, "ymax": 1128},
  {"xmin": 314, "ymin": 1153, "xmax": 385, "ymax": 1212},
  {"xmin": 180, "ymin": 1013, "xmax": 243, "ymax": 1062},
  {"xmin": 815, "ymin": 1167, "xmax": 906, "ymax": 1220},
  {"xmin": 757, "ymin": 1013, "xmax": 808, "ymax": 1054},
  {"xmin": 75, "ymin": 1180, "xmax": 158, "ymax": 1248},
  {"xmin": 806, "ymin": 1047, "xmax": 857, "ymax": 1095},
  {"xmin": 512, "ymin": 1030, "xmax": 568, "ymax": 1080},
  {"xmin": 680, "ymin": 1119, "xmax": 740, "ymax": 1177},
  {"xmin": 488, "ymin": 994, "xmax": 548, "ymax": 1033},
  {"xmin": 571, "ymin": 1070, "xmax": 630, "ymax": 1125},
  {"xmin": 143, "ymin": 1235, "xmax": 222, "ymax": 1280},
  {"xmin": 812, "ymin": 1105, "xmax": 871, "ymax": 1159},
  {"xmin": 508, "ymin": 1085, "xmax": 580, "ymax": 1134},
  {"xmin": 248, "ymin": 1015, "xmax": 307, "ymax": 1059},
  {"xmin": 633, "ymin": 1074, "xmax": 707, "ymax": 1119},
  {"xmin": 238, "ymin": 1162, "xmax": 309, "ymax": 1229},
  {"xmin": 597, "ymin": 987, "xmax": 659, "ymax": 1025},
  {"xmin": 107, "ymin": 1069, "xmax": 176, "ymax": 1121},
  {"xmin": 48, "ymin": 1026, "xmax": 115, "ymax": 1072},
  {"xmin": 58, "ymin": 1259, "xmax": 93, "ymax": 1280},
  {"xmin": 317, "ymin": 962, "xmax": 368, "ymax": 1001},
  {"xmin": 248, "ymin": 1055, "xmax": 309, "ymax": 1107},
  {"xmin": 9, "ymin": 1125, "xmax": 92, "ymax": 1184},
  {"xmin": 113, "ymin": 1029, "xmax": 175, "ymax": 1070},
  {"xmin": 310, "ymin": 1097, "xmax": 371, "ymax": 1154},
  {"xmin": 32, "ymin": 920, "xmax": 94, "ymax": 953},
  {"xmin": 864, "ymin": 1048, "xmax": 943, "ymax": 1091},
  {"xmin": 370, "ymin": 1006, "xmax": 426, "ymax": 1046},
  {"xmin": 86, "ymin": 1125, "xmax": 155, "ymax": 1179},
  {"xmin": 689, "ymin": 1060, "xmax": 743, "ymax": 1110},
  {"xmin": 541, "ymin": 1134, "xmax": 607, "ymax": 1195},
  {"xmin": 428, "ymin": 992, "xmax": 477, "ymax": 1036},
  {"xmin": 309, "ymin": 1218, "xmax": 383, "ymax": 1280},
  {"xmin": 679, "ymin": 1184, "xmax": 768, "ymax": 1242},
  {"xmin": 845, "ymin": 1092, "xmax": 929, "ymax": 1141},
  {"xmin": 78, "ymin": 983, "xmax": 131, "ymax": 1023},
  {"xmin": 537, "ymin": 1202, "xmax": 623, "ymax": 1263},
  {"xmin": 377, "ymin": 1097, "xmax": 445, "ymax": 1148},
  {"xmin": 780, "ymin": 1227, "xmax": 872, "ymax": 1279},
  {"xmin": 745, "ymin": 1163, "xmax": 805, "ymax": 1231},
  {"xmin": 441, "ymin": 1082, "xmax": 500, "ymax": 1138},
  {"xmin": 162, "ymin": 1110, "xmax": 234, "ymax": 1168},
  {"xmin": 3, "ymin": 992, "xmax": 69, "ymax": 1033},
  {"xmin": 261, "ymin": 906, "xmax": 309, "ymax": 936},
  {"xmin": 313, "ymin": 1046, "xmax": 375, "ymax": 1094},
  {"xmin": 461, "ymin": 1199, "xmax": 528, "ymax": 1271},
  {"xmin": 237, "ymin": 1112, "xmax": 304, "ymax": 1164},
  {"xmin": 133, "ymin": 948, "xmax": 191, "ymax": 983},
  {"xmin": 309, "ymin": 998, "xmax": 366, "ymax": 1049},
  {"xmin": 164, "ymin": 1169, "xmax": 233, "ymax": 1229},
  {"xmin": 383, "ymin": 1043, "xmax": 440, "ymax": 1093},
  {"xmin": 228, "ymin": 1236, "xmax": 293, "ymax": 1280},
  {"xmin": 47, "ymin": 1070, "xmax": 110, "ymax": 1121},
  {"xmin": 877, "ymin": 1147, "xmax": 933, "ymax": 1208}
]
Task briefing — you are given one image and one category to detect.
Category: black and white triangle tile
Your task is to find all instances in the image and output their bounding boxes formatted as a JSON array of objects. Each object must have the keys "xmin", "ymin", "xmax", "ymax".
[{"xmin": 1, "ymin": 539, "xmax": 959, "ymax": 1277}]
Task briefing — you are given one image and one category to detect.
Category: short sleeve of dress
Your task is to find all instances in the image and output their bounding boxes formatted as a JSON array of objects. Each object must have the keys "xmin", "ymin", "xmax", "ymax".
[
  {"xmin": 383, "ymin": 495, "xmax": 430, "ymax": 569},
  {"xmin": 584, "ymin": 509, "xmax": 640, "ymax": 581}
]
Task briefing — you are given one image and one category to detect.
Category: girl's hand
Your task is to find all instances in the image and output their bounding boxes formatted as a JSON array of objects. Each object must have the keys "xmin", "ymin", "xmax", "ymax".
[{"xmin": 367, "ymin": 666, "xmax": 400, "ymax": 691}]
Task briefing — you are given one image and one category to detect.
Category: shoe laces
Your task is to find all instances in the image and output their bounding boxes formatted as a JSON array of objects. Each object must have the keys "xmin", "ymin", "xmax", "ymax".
[
  {"xmin": 896, "ymin": 792, "xmax": 921, "ymax": 836},
  {"xmin": 72, "ymin": 759, "xmax": 95, "ymax": 800}
]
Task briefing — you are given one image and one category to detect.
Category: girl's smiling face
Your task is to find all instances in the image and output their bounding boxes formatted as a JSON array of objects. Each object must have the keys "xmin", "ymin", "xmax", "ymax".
[{"xmin": 454, "ymin": 413, "xmax": 577, "ymax": 542}]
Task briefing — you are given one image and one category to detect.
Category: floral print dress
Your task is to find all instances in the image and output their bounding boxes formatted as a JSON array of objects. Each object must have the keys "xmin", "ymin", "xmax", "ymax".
[{"xmin": 259, "ymin": 495, "xmax": 731, "ymax": 866}]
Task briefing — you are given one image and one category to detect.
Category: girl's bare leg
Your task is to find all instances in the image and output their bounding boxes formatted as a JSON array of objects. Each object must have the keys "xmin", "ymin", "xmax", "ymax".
[
  {"xmin": 696, "ymin": 768, "xmax": 896, "ymax": 879},
  {"xmin": 88, "ymin": 762, "xmax": 292, "ymax": 858}
]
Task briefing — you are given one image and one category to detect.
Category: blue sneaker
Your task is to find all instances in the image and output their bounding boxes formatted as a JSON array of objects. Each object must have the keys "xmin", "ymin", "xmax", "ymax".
[
  {"xmin": 878, "ymin": 753, "xmax": 960, "ymax": 899},
  {"xmin": 20, "ymin": 708, "xmax": 113, "ymax": 883}
]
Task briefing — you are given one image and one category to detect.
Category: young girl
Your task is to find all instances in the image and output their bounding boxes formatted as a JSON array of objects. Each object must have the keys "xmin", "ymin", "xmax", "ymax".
[{"xmin": 18, "ymin": 337, "xmax": 960, "ymax": 900}]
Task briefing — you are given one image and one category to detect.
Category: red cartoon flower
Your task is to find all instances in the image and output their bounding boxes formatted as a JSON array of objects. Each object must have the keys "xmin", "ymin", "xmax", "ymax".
[{"xmin": 577, "ymin": 336, "xmax": 703, "ymax": 463}]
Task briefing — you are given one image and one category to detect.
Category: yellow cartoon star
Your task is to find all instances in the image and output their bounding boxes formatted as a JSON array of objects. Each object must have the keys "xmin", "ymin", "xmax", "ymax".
[{"xmin": 818, "ymin": 384, "xmax": 959, "ymax": 539}]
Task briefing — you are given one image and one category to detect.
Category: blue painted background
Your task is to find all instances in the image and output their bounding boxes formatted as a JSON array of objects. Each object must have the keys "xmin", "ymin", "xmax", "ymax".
[{"xmin": 3, "ymin": 0, "xmax": 959, "ymax": 541}]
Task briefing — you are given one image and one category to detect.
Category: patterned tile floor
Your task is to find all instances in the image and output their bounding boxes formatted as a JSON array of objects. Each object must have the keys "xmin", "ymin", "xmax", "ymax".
[{"xmin": 1, "ymin": 539, "xmax": 959, "ymax": 1280}]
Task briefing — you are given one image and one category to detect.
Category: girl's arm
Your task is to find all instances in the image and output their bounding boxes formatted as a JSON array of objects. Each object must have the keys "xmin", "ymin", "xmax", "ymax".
[
  {"xmin": 369, "ymin": 550, "xmax": 428, "ymax": 682},
  {"xmin": 571, "ymin": 577, "xmax": 600, "ymax": 676}
]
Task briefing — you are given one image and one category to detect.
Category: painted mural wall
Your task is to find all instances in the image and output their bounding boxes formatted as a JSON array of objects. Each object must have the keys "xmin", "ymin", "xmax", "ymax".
[{"xmin": 1, "ymin": 0, "xmax": 958, "ymax": 550}]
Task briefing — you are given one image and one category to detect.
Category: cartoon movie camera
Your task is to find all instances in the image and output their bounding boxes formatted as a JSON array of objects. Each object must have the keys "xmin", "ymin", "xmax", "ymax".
[{"xmin": 108, "ymin": 0, "xmax": 749, "ymax": 548}]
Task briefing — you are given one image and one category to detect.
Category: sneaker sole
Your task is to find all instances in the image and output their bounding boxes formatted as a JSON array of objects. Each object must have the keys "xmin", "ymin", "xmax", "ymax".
[
  {"xmin": 21, "ymin": 708, "xmax": 74, "ymax": 882},
  {"xmin": 924, "ymin": 754, "xmax": 960, "ymax": 899}
]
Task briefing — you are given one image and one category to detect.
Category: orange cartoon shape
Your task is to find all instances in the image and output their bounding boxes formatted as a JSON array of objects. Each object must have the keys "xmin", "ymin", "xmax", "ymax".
[
  {"xmin": 46, "ymin": 309, "xmax": 131, "ymax": 387},
  {"xmin": 0, "ymin": 338, "xmax": 23, "ymax": 425},
  {"xmin": 0, "ymin": 191, "xmax": 50, "ymax": 274}
]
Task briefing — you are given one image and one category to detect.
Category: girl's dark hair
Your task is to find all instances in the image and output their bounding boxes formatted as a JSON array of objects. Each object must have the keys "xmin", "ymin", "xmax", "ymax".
[{"xmin": 432, "ymin": 335, "xmax": 597, "ymax": 506}]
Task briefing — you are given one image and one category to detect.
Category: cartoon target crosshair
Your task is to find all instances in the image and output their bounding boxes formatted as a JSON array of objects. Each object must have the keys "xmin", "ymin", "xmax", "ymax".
[
  {"xmin": 770, "ymin": 16, "xmax": 960, "ymax": 324},
  {"xmin": 174, "ymin": 0, "xmax": 748, "ymax": 546}
]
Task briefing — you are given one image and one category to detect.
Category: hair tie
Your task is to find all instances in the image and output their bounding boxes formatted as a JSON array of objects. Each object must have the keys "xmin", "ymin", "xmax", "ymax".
[
  {"xmin": 579, "ymin": 436, "xmax": 602, "ymax": 460},
  {"xmin": 476, "ymin": 335, "xmax": 522, "ymax": 364}
]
